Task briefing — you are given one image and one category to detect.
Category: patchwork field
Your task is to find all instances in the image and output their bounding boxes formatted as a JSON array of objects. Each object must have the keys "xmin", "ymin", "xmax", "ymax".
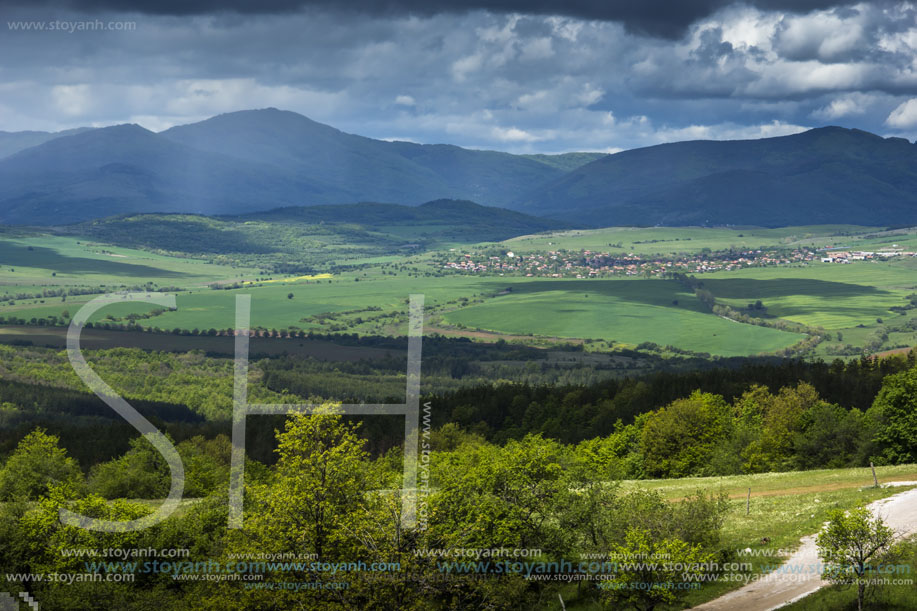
[
  {"xmin": 501, "ymin": 225, "xmax": 873, "ymax": 256},
  {"xmin": 2, "ymin": 224, "xmax": 916, "ymax": 359},
  {"xmin": 702, "ymin": 262, "xmax": 917, "ymax": 329},
  {"xmin": 0, "ymin": 233, "xmax": 257, "ymax": 289},
  {"xmin": 442, "ymin": 278, "xmax": 803, "ymax": 356}
]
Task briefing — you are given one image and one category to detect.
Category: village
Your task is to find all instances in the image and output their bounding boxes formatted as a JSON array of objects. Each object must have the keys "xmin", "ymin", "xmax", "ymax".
[
  {"xmin": 436, "ymin": 245, "xmax": 917, "ymax": 278},
  {"xmin": 819, "ymin": 248, "xmax": 917, "ymax": 262}
]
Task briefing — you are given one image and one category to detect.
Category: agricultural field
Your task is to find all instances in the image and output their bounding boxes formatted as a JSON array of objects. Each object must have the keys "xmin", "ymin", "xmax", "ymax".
[
  {"xmin": 441, "ymin": 278, "xmax": 803, "ymax": 356},
  {"xmin": 703, "ymin": 262, "xmax": 917, "ymax": 329},
  {"xmin": 0, "ymin": 269, "xmax": 804, "ymax": 356},
  {"xmin": 0, "ymin": 232, "xmax": 257, "ymax": 290},
  {"xmin": 500, "ymin": 225, "xmax": 873, "ymax": 256},
  {"xmin": 1, "ymin": 223, "xmax": 916, "ymax": 359}
]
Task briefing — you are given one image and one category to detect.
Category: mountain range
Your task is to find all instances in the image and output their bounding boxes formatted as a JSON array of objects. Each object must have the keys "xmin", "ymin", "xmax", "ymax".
[
  {"xmin": 522, "ymin": 126, "xmax": 917, "ymax": 227},
  {"xmin": 0, "ymin": 108, "xmax": 915, "ymax": 227},
  {"xmin": 0, "ymin": 109, "xmax": 599, "ymax": 225}
]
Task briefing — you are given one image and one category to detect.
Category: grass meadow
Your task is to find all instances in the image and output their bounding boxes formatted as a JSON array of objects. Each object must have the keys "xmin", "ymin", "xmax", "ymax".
[
  {"xmin": 442, "ymin": 278, "xmax": 803, "ymax": 356},
  {"xmin": 500, "ymin": 225, "xmax": 873, "ymax": 256},
  {"xmin": 555, "ymin": 464, "xmax": 917, "ymax": 610},
  {"xmin": 0, "ymin": 233, "xmax": 257, "ymax": 289},
  {"xmin": 703, "ymin": 262, "xmax": 917, "ymax": 329}
]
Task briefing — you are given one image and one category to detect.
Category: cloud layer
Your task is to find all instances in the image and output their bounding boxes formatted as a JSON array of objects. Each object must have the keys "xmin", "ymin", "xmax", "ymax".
[
  {"xmin": 10, "ymin": 0, "xmax": 852, "ymax": 37},
  {"xmin": 1, "ymin": 1, "xmax": 916, "ymax": 152}
]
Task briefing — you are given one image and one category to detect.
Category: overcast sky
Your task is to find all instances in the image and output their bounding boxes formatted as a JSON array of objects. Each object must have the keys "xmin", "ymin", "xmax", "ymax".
[{"xmin": 1, "ymin": 0, "xmax": 916, "ymax": 153}]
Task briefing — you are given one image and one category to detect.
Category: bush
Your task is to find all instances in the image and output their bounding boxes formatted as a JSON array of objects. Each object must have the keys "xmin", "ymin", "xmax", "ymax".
[{"xmin": 0, "ymin": 429, "xmax": 83, "ymax": 500}]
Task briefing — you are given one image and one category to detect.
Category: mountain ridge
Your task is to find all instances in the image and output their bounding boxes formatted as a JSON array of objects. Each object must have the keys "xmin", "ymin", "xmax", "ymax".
[
  {"xmin": 0, "ymin": 109, "xmax": 601, "ymax": 225},
  {"xmin": 523, "ymin": 126, "xmax": 917, "ymax": 227},
  {"xmin": 0, "ymin": 110, "xmax": 915, "ymax": 227},
  {"xmin": 0, "ymin": 127, "xmax": 93, "ymax": 160}
]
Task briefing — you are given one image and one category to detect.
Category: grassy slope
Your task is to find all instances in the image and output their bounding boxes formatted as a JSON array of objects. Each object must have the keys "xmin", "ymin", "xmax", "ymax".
[
  {"xmin": 60, "ymin": 201, "xmax": 568, "ymax": 269},
  {"xmin": 555, "ymin": 465, "xmax": 917, "ymax": 610},
  {"xmin": 442, "ymin": 278, "xmax": 802, "ymax": 356},
  {"xmin": 501, "ymin": 225, "xmax": 874, "ymax": 256},
  {"xmin": 701, "ymin": 262, "xmax": 917, "ymax": 341},
  {"xmin": 0, "ymin": 234, "xmax": 257, "ymax": 288}
]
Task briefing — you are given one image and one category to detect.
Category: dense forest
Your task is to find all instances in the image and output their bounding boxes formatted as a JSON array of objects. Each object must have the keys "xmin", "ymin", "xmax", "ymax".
[
  {"xmin": 1, "ymin": 338, "xmax": 916, "ymax": 608},
  {"xmin": 0, "ymin": 412, "xmax": 733, "ymax": 610},
  {"xmin": 1, "ymin": 344, "xmax": 915, "ymax": 477}
]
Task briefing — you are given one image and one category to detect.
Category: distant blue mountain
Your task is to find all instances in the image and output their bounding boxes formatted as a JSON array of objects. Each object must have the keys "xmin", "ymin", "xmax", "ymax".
[
  {"xmin": 0, "ymin": 110, "xmax": 914, "ymax": 227},
  {"xmin": 0, "ymin": 109, "xmax": 598, "ymax": 225},
  {"xmin": 521, "ymin": 127, "xmax": 917, "ymax": 227},
  {"xmin": 160, "ymin": 108, "xmax": 587, "ymax": 208},
  {"xmin": 0, "ymin": 127, "xmax": 92, "ymax": 160},
  {"xmin": 0, "ymin": 123, "xmax": 331, "ymax": 225}
]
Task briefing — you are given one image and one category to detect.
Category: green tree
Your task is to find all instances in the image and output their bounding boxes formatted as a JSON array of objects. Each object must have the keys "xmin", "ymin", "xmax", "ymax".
[
  {"xmin": 0, "ymin": 429, "xmax": 83, "ymax": 500},
  {"xmin": 868, "ymin": 365, "xmax": 917, "ymax": 463},
  {"xmin": 574, "ymin": 416, "xmax": 645, "ymax": 479},
  {"xmin": 430, "ymin": 434, "xmax": 570, "ymax": 554},
  {"xmin": 423, "ymin": 435, "xmax": 575, "ymax": 609},
  {"xmin": 88, "ymin": 435, "xmax": 171, "ymax": 499},
  {"xmin": 792, "ymin": 403, "xmax": 868, "ymax": 470},
  {"xmin": 742, "ymin": 383, "xmax": 820, "ymax": 472},
  {"xmin": 250, "ymin": 408, "xmax": 371, "ymax": 559},
  {"xmin": 175, "ymin": 435, "xmax": 231, "ymax": 497},
  {"xmin": 640, "ymin": 391, "xmax": 731, "ymax": 478},
  {"xmin": 817, "ymin": 507, "xmax": 896, "ymax": 611},
  {"xmin": 0, "ymin": 401, "xmax": 22, "ymax": 428},
  {"xmin": 209, "ymin": 408, "xmax": 393, "ymax": 610},
  {"xmin": 600, "ymin": 528, "xmax": 716, "ymax": 611}
]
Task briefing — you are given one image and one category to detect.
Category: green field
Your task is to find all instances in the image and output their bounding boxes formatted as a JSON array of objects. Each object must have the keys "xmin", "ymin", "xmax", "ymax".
[
  {"xmin": 703, "ymin": 262, "xmax": 917, "ymax": 329},
  {"xmin": 2, "ymin": 224, "xmax": 916, "ymax": 358},
  {"xmin": 442, "ymin": 278, "xmax": 803, "ymax": 356},
  {"xmin": 0, "ymin": 274, "xmax": 805, "ymax": 356},
  {"xmin": 0, "ymin": 233, "xmax": 257, "ymax": 288},
  {"xmin": 501, "ymin": 225, "xmax": 873, "ymax": 256},
  {"xmin": 558, "ymin": 465, "xmax": 917, "ymax": 610}
]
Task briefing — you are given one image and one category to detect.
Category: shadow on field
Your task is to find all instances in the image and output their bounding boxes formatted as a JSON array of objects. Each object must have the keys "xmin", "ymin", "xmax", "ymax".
[
  {"xmin": 495, "ymin": 279, "xmax": 698, "ymax": 308},
  {"xmin": 698, "ymin": 277, "xmax": 891, "ymax": 299},
  {"xmin": 0, "ymin": 326, "xmax": 392, "ymax": 360},
  {"xmin": 0, "ymin": 241, "xmax": 189, "ymax": 277}
]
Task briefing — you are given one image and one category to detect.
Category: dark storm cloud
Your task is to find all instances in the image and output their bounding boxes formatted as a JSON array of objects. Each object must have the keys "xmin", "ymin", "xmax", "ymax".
[
  {"xmin": 2, "ymin": 1, "xmax": 916, "ymax": 149},
  {"xmin": 14, "ymin": 0, "xmax": 858, "ymax": 38}
]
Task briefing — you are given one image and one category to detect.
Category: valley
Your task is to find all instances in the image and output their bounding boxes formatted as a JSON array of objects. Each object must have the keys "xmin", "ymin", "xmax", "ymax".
[
  {"xmin": 1, "ymin": 213, "xmax": 915, "ymax": 361},
  {"xmin": 5, "ymin": 2, "xmax": 917, "ymax": 607}
]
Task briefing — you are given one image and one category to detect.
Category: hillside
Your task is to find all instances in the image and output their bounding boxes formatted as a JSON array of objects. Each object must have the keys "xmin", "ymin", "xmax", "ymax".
[
  {"xmin": 62, "ymin": 199, "xmax": 567, "ymax": 270},
  {"xmin": 239, "ymin": 198, "xmax": 567, "ymax": 236},
  {"xmin": 2, "ymin": 112, "xmax": 917, "ymax": 228},
  {"xmin": 523, "ymin": 127, "xmax": 917, "ymax": 227},
  {"xmin": 0, "ymin": 109, "xmax": 600, "ymax": 225},
  {"xmin": 0, "ymin": 124, "xmax": 339, "ymax": 225},
  {"xmin": 0, "ymin": 127, "xmax": 92, "ymax": 160},
  {"xmin": 161, "ymin": 109, "xmax": 578, "ymax": 208}
]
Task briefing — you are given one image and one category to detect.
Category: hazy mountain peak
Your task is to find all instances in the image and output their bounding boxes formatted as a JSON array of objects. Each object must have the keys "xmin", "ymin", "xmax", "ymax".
[
  {"xmin": 2, "ymin": 111, "xmax": 914, "ymax": 228},
  {"xmin": 0, "ymin": 126, "xmax": 95, "ymax": 160},
  {"xmin": 162, "ymin": 107, "xmax": 340, "ymax": 135}
]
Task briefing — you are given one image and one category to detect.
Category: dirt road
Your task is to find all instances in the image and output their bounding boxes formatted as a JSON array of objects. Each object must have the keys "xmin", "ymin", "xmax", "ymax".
[{"xmin": 693, "ymin": 482, "xmax": 917, "ymax": 611}]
